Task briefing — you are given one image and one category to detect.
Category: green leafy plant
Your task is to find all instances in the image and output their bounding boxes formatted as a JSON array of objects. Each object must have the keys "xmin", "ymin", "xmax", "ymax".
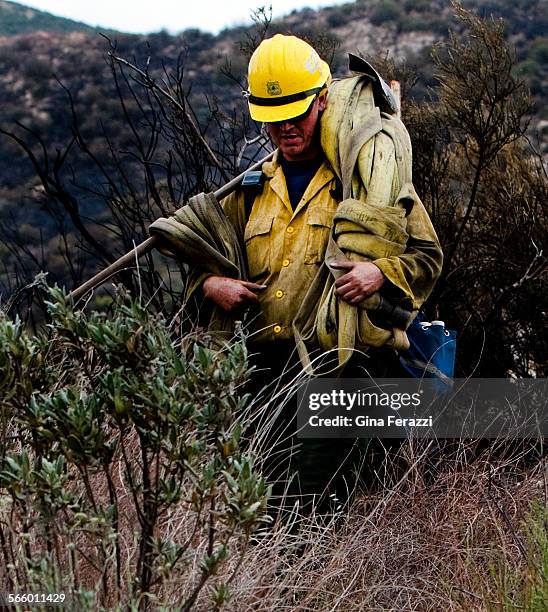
[{"xmin": 0, "ymin": 282, "xmax": 269, "ymax": 610}]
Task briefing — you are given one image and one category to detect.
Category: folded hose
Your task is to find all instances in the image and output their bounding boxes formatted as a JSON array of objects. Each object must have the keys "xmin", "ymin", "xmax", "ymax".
[{"xmin": 293, "ymin": 75, "xmax": 421, "ymax": 371}]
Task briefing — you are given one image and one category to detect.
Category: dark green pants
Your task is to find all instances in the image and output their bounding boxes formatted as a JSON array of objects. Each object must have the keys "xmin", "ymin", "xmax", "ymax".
[{"xmin": 247, "ymin": 341, "xmax": 407, "ymax": 513}]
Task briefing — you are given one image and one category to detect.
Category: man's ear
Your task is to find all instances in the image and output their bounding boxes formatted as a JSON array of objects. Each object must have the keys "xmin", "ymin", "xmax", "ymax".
[{"xmin": 317, "ymin": 91, "xmax": 328, "ymax": 112}]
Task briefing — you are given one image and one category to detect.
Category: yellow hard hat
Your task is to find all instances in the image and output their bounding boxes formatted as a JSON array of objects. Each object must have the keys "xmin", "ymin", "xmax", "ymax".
[{"xmin": 246, "ymin": 34, "xmax": 331, "ymax": 123}]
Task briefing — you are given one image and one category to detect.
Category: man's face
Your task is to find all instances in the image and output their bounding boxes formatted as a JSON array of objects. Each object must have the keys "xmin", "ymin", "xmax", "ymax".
[{"xmin": 266, "ymin": 93, "xmax": 327, "ymax": 162}]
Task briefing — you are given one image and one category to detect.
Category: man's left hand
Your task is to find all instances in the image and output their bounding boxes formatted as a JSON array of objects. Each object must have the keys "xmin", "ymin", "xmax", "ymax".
[{"xmin": 332, "ymin": 261, "xmax": 385, "ymax": 305}]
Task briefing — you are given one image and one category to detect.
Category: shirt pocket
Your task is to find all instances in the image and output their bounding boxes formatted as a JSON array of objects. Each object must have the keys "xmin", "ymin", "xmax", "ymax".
[
  {"xmin": 244, "ymin": 215, "xmax": 274, "ymax": 279},
  {"xmin": 304, "ymin": 208, "xmax": 334, "ymax": 265}
]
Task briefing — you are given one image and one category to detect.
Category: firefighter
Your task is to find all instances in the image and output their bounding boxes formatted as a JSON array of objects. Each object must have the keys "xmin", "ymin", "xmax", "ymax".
[{"xmin": 198, "ymin": 34, "xmax": 443, "ymax": 510}]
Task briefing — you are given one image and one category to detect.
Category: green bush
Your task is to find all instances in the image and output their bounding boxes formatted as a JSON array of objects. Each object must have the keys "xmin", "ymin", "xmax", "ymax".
[
  {"xmin": 371, "ymin": 0, "xmax": 401, "ymax": 26},
  {"xmin": 399, "ymin": 14, "xmax": 447, "ymax": 33},
  {"xmin": 515, "ymin": 59, "xmax": 544, "ymax": 95},
  {"xmin": 529, "ymin": 38, "xmax": 548, "ymax": 65},
  {"xmin": 491, "ymin": 500, "xmax": 548, "ymax": 610},
  {"xmin": 326, "ymin": 9, "xmax": 348, "ymax": 28},
  {"xmin": 0, "ymin": 283, "xmax": 269, "ymax": 609},
  {"xmin": 523, "ymin": 501, "xmax": 548, "ymax": 609},
  {"xmin": 403, "ymin": 0, "xmax": 433, "ymax": 12},
  {"xmin": 22, "ymin": 58, "xmax": 52, "ymax": 81}
]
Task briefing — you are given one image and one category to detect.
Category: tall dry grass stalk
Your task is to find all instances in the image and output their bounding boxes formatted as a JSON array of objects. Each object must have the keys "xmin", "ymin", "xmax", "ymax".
[{"xmin": 203, "ymin": 439, "xmax": 546, "ymax": 611}]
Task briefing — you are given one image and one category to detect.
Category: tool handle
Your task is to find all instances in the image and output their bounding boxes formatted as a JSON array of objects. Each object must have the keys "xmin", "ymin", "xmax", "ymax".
[{"xmin": 69, "ymin": 150, "xmax": 275, "ymax": 301}]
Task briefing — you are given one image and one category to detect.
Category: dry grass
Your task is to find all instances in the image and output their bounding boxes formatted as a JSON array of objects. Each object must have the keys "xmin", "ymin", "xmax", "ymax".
[
  {"xmin": 1, "ymin": 317, "xmax": 545, "ymax": 610},
  {"xmin": 64, "ymin": 402, "xmax": 547, "ymax": 610},
  {"xmin": 1, "ymin": 427, "xmax": 545, "ymax": 610},
  {"xmin": 199, "ymin": 439, "xmax": 547, "ymax": 612}
]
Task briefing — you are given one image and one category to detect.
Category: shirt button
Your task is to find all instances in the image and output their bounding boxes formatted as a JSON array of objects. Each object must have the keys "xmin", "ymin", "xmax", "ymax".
[
  {"xmin": 273, "ymin": 325, "xmax": 282, "ymax": 334},
  {"xmin": 286, "ymin": 226, "xmax": 294, "ymax": 234},
  {"xmin": 275, "ymin": 290, "xmax": 284, "ymax": 299},
  {"xmin": 282, "ymin": 259, "xmax": 290, "ymax": 267}
]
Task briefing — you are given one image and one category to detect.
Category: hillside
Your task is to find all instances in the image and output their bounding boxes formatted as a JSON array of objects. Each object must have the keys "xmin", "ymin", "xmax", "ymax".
[
  {"xmin": 0, "ymin": 0, "xmax": 98, "ymax": 36},
  {"xmin": 0, "ymin": 0, "xmax": 546, "ymax": 310}
]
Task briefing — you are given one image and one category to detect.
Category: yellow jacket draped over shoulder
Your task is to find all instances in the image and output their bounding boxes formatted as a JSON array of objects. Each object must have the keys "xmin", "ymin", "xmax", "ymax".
[{"xmin": 219, "ymin": 77, "xmax": 442, "ymax": 367}]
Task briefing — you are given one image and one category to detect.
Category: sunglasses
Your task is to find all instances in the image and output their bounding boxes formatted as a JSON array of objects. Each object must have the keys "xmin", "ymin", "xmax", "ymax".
[{"xmin": 267, "ymin": 94, "xmax": 319, "ymax": 126}]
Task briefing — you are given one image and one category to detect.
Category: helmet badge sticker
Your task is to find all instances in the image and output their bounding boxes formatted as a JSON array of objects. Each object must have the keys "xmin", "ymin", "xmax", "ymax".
[
  {"xmin": 266, "ymin": 81, "xmax": 282, "ymax": 96},
  {"xmin": 304, "ymin": 51, "xmax": 319, "ymax": 75}
]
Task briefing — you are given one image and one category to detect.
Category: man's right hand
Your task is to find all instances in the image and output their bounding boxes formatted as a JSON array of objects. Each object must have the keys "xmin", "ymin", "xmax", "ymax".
[{"xmin": 202, "ymin": 276, "xmax": 266, "ymax": 312}]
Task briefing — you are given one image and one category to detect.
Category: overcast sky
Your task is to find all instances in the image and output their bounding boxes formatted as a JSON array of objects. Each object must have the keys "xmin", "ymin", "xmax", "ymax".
[{"xmin": 17, "ymin": 0, "xmax": 347, "ymax": 34}]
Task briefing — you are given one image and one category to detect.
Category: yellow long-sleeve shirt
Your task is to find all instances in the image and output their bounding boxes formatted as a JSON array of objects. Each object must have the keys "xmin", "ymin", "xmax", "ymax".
[
  {"xmin": 218, "ymin": 152, "xmax": 442, "ymax": 345},
  {"xmin": 221, "ymin": 155, "xmax": 338, "ymax": 342}
]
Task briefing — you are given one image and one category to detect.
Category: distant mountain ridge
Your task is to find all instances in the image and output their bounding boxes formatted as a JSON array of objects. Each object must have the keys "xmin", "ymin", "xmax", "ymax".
[
  {"xmin": 0, "ymin": 0, "xmax": 545, "ymax": 297},
  {"xmin": 0, "ymin": 0, "xmax": 100, "ymax": 36}
]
